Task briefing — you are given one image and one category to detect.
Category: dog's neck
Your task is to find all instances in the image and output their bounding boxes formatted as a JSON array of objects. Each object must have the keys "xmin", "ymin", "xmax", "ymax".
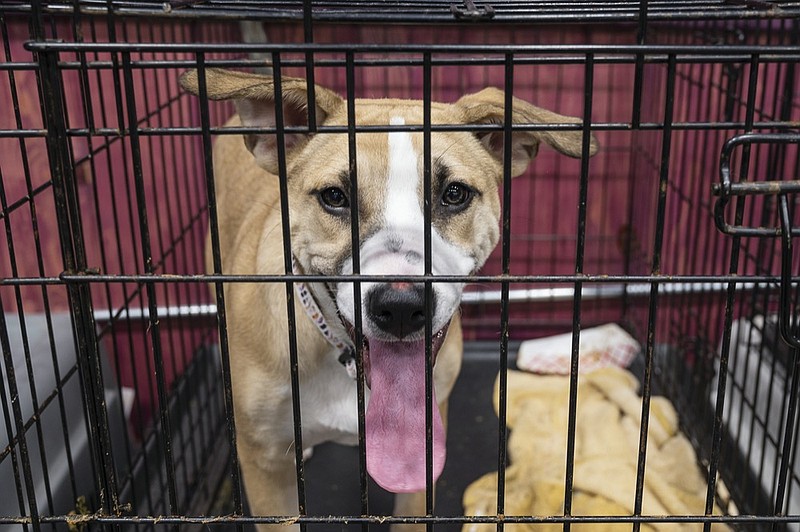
[{"xmin": 292, "ymin": 257, "xmax": 357, "ymax": 379}]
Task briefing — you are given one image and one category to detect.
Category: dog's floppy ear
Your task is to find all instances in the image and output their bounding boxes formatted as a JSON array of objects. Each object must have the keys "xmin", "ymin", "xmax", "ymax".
[
  {"xmin": 455, "ymin": 88, "xmax": 598, "ymax": 178},
  {"xmin": 180, "ymin": 68, "xmax": 343, "ymax": 174}
]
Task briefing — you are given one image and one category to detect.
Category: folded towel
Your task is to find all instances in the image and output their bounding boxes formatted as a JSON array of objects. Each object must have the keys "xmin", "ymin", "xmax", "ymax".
[
  {"xmin": 516, "ymin": 323, "xmax": 640, "ymax": 374},
  {"xmin": 462, "ymin": 366, "xmax": 730, "ymax": 532}
]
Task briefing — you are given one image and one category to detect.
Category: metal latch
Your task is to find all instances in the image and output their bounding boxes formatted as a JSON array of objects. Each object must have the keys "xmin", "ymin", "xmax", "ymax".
[{"xmin": 712, "ymin": 132, "xmax": 800, "ymax": 348}]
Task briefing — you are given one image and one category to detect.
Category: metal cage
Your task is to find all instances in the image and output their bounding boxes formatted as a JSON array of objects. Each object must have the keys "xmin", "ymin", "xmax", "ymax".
[{"xmin": 1, "ymin": 2, "xmax": 800, "ymax": 531}]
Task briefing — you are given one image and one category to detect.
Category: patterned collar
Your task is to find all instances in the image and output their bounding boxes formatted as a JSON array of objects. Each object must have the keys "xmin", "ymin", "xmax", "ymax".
[{"xmin": 292, "ymin": 257, "xmax": 357, "ymax": 379}]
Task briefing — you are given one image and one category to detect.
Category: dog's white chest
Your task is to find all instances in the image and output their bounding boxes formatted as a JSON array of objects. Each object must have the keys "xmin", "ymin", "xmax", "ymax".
[{"xmin": 299, "ymin": 349, "xmax": 364, "ymax": 448}]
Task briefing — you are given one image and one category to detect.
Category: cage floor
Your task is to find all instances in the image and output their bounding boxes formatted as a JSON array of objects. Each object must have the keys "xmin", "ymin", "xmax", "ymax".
[{"xmin": 215, "ymin": 343, "xmax": 507, "ymax": 532}]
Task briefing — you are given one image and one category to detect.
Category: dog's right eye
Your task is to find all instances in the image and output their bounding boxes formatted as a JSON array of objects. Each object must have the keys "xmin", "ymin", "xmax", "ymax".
[{"xmin": 318, "ymin": 187, "xmax": 350, "ymax": 211}]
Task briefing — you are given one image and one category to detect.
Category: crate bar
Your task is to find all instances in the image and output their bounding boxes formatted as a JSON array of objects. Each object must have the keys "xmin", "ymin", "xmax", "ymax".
[
  {"xmin": 24, "ymin": 39, "xmax": 800, "ymax": 56},
  {"xmin": 91, "ymin": 8, "xmax": 146, "ymax": 515},
  {"xmin": 630, "ymin": 0, "xmax": 647, "ymax": 127},
  {"xmin": 11, "ymin": 511, "xmax": 800, "ymax": 526},
  {"xmin": 121, "ymin": 36, "xmax": 161, "ymax": 516},
  {"xmin": 494, "ymin": 52, "xmax": 515, "ymax": 532},
  {"xmin": 344, "ymin": 50, "xmax": 370, "ymax": 522},
  {"xmin": 773, "ymin": 196, "xmax": 800, "ymax": 529},
  {"xmin": 71, "ymin": 4, "xmax": 146, "ymax": 512},
  {"xmin": 0, "ymin": 332, "xmax": 26, "ymax": 532},
  {"xmin": 545, "ymin": 40, "xmax": 565, "ymax": 285},
  {"xmin": 149, "ymin": 22, "xmax": 205, "ymax": 488},
  {"xmin": 35, "ymin": 53, "xmax": 800, "ymax": 73},
  {"xmin": 14, "ymin": 116, "xmax": 800, "ymax": 141},
  {"xmin": 121, "ymin": 50, "xmax": 181, "ymax": 516},
  {"xmin": 631, "ymin": 52, "xmax": 677, "ymax": 532},
  {"xmin": 752, "ymin": 54, "xmax": 800, "ymax": 350},
  {"xmin": 777, "ymin": 196, "xmax": 800, "ymax": 348},
  {"xmin": 13, "ymin": 119, "xmax": 800, "ymax": 143},
  {"xmin": 133, "ymin": 18, "xmax": 197, "ymax": 498},
  {"xmin": 270, "ymin": 51, "xmax": 309, "ymax": 526},
  {"xmin": 15, "ymin": 1, "xmax": 800, "ymax": 23},
  {"xmin": 196, "ymin": 53, "xmax": 244, "ymax": 520},
  {"xmin": 695, "ymin": 28, "xmax": 738, "ymax": 476},
  {"xmin": 672, "ymin": 28, "xmax": 719, "ymax": 467},
  {"xmin": 422, "ymin": 50, "xmax": 435, "ymax": 524},
  {"xmin": 27, "ymin": 50, "xmax": 800, "ymax": 70},
  {"xmin": 0, "ymin": 59, "xmax": 38, "ymax": 69},
  {"xmin": 717, "ymin": 180, "xmax": 800, "ymax": 196},
  {"xmin": 29, "ymin": 46, "xmax": 800, "ymax": 71},
  {"xmin": 0, "ymin": 173, "xmax": 58, "ymax": 518},
  {"xmin": 4, "ymin": 7, "xmax": 83, "ymax": 510},
  {"xmin": 107, "ymin": 7, "xmax": 169, "ymax": 517},
  {"xmin": 562, "ymin": 53, "xmax": 594, "ymax": 531},
  {"xmin": 0, "ymin": 303, "xmax": 30, "ymax": 532},
  {"xmin": 177, "ymin": 23, "xmax": 214, "ymax": 365},
  {"xmin": 717, "ymin": 51, "xmax": 765, "ymax": 518},
  {"xmin": 48, "ymin": 272, "xmax": 800, "ymax": 285},
  {"xmin": 745, "ymin": 51, "xmax": 796, "ymax": 298},
  {"xmin": 31, "ymin": 0, "xmax": 121, "ymax": 524},
  {"xmin": 302, "ymin": 0, "xmax": 316, "ymax": 131},
  {"xmin": 704, "ymin": 52, "xmax": 762, "ymax": 532},
  {"xmin": 786, "ymin": 406, "xmax": 800, "ymax": 523},
  {"xmin": 0, "ymin": 306, "xmax": 40, "ymax": 532}
]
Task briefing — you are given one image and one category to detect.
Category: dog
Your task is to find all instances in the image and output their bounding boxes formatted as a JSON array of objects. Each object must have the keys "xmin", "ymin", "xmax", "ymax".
[{"xmin": 180, "ymin": 68, "xmax": 597, "ymax": 529}]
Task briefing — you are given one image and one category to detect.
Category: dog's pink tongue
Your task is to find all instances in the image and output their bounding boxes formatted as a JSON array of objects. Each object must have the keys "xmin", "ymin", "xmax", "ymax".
[{"xmin": 365, "ymin": 338, "xmax": 445, "ymax": 493}]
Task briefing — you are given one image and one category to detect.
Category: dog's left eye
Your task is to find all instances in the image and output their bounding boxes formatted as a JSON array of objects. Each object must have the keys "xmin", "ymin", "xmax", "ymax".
[
  {"xmin": 319, "ymin": 187, "xmax": 350, "ymax": 211},
  {"xmin": 441, "ymin": 182, "xmax": 473, "ymax": 209}
]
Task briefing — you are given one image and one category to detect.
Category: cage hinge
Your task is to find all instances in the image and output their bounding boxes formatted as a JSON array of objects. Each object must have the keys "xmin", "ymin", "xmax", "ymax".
[
  {"xmin": 712, "ymin": 132, "xmax": 800, "ymax": 349},
  {"xmin": 451, "ymin": 0, "xmax": 495, "ymax": 21}
]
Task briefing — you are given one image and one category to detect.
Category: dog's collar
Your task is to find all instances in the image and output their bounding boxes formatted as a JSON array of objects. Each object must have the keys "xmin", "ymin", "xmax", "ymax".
[{"xmin": 292, "ymin": 257, "xmax": 357, "ymax": 380}]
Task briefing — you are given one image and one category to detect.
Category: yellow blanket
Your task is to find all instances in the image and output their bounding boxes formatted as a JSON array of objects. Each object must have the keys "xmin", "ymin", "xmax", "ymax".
[{"xmin": 462, "ymin": 367, "xmax": 730, "ymax": 532}]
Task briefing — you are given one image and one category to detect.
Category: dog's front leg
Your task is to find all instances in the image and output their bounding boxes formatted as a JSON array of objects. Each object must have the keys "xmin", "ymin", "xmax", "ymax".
[{"xmin": 237, "ymin": 437, "xmax": 301, "ymax": 532}]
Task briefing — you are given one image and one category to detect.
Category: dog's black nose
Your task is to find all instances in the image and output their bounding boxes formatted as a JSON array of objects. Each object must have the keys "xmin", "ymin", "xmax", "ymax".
[{"xmin": 367, "ymin": 283, "xmax": 431, "ymax": 339}]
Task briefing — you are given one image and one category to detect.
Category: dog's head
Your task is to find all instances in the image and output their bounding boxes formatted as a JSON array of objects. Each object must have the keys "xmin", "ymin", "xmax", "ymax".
[{"xmin": 181, "ymin": 68, "xmax": 597, "ymax": 492}]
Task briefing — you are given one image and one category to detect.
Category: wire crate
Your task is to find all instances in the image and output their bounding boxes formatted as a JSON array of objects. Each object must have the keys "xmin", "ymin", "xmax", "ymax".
[{"xmin": 1, "ymin": 2, "xmax": 799, "ymax": 532}]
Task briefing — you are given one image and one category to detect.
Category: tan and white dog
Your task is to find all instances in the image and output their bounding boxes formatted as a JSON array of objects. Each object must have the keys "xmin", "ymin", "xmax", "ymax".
[{"xmin": 180, "ymin": 68, "xmax": 597, "ymax": 527}]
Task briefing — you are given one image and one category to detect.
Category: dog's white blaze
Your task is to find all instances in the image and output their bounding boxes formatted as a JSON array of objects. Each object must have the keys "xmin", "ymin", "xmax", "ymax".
[
  {"xmin": 383, "ymin": 115, "xmax": 475, "ymax": 280},
  {"xmin": 385, "ymin": 116, "xmax": 422, "ymax": 230}
]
